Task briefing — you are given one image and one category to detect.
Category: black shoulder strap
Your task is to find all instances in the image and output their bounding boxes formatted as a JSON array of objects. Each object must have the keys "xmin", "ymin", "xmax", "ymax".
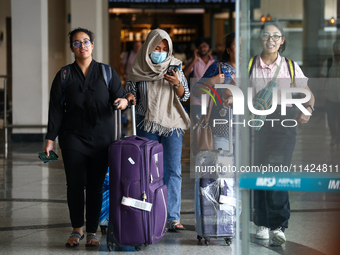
[
  {"xmin": 60, "ymin": 63, "xmax": 112, "ymax": 106},
  {"xmin": 100, "ymin": 63, "xmax": 112, "ymax": 88},
  {"xmin": 60, "ymin": 64, "xmax": 71, "ymax": 105},
  {"xmin": 327, "ymin": 57, "xmax": 333, "ymax": 78}
]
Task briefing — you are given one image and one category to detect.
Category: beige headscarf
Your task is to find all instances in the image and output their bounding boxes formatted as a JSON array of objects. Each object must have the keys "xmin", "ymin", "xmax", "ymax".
[{"xmin": 128, "ymin": 29, "xmax": 190, "ymax": 136}]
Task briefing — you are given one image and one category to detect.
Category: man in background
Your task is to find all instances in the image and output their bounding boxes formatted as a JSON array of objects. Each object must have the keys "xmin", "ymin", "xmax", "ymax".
[
  {"xmin": 183, "ymin": 37, "xmax": 215, "ymax": 79},
  {"xmin": 183, "ymin": 37, "xmax": 215, "ymax": 121}
]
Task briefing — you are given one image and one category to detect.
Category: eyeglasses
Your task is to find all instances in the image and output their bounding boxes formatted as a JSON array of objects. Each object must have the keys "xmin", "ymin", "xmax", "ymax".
[
  {"xmin": 72, "ymin": 39, "xmax": 91, "ymax": 48},
  {"xmin": 261, "ymin": 35, "xmax": 283, "ymax": 42}
]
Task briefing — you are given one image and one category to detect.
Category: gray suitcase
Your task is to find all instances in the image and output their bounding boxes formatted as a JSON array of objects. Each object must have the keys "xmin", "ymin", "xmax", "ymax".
[{"xmin": 195, "ymin": 108, "xmax": 236, "ymax": 246}]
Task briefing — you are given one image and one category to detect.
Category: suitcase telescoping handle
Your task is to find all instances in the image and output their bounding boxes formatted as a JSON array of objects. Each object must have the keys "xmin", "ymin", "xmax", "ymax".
[
  {"xmin": 130, "ymin": 100, "xmax": 137, "ymax": 136},
  {"xmin": 113, "ymin": 100, "xmax": 137, "ymax": 140},
  {"xmin": 229, "ymin": 107, "xmax": 233, "ymax": 155},
  {"xmin": 113, "ymin": 103, "xmax": 121, "ymax": 141}
]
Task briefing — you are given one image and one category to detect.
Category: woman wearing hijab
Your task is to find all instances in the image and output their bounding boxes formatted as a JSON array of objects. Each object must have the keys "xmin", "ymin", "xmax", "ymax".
[{"xmin": 125, "ymin": 29, "xmax": 190, "ymax": 231}]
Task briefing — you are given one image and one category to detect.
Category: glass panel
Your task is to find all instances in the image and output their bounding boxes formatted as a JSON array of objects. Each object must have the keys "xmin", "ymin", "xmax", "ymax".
[{"xmin": 238, "ymin": 0, "xmax": 340, "ymax": 254}]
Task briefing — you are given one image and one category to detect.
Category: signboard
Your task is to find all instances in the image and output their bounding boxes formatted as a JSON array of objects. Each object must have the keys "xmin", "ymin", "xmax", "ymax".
[
  {"xmin": 109, "ymin": 0, "xmax": 235, "ymax": 8},
  {"xmin": 240, "ymin": 176, "xmax": 340, "ymax": 193}
]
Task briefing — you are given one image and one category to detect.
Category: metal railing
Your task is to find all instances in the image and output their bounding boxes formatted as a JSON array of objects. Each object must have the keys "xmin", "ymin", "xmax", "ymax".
[{"xmin": 0, "ymin": 75, "xmax": 47, "ymax": 155}]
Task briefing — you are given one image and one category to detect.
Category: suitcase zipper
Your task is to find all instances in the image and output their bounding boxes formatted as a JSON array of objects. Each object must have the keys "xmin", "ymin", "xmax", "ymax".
[
  {"xmin": 142, "ymin": 191, "xmax": 147, "ymax": 201},
  {"xmin": 154, "ymin": 153, "xmax": 160, "ymax": 177},
  {"xmin": 143, "ymin": 143, "xmax": 153, "ymax": 244},
  {"xmin": 140, "ymin": 146, "xmax": 147, "ymax": 244},
  {"xmin": 160, "ymin": 188, "xmax": 167, "ymax": 235}
]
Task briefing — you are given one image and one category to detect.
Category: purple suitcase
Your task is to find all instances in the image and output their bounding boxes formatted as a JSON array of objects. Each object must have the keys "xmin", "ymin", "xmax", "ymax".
[{"xmin": 107, "ymin": 103, "xmax": 168, "ymax": 251}]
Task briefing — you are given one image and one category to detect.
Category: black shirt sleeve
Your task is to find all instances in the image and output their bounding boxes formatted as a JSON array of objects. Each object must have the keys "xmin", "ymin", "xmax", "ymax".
[{"xmin": 45, "ymin": 71, "xmax": 64, "ymax": 141}]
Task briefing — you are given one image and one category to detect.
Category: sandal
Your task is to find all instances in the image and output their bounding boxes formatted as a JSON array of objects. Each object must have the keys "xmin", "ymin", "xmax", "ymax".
[
  {"xmin": 65, "ymin": 231, "xmax": 84, "ymax": 247},
  {"xmin": 85, "ymin": 234, "xmax": 100, "ymax": 247},
  {"xmin": 168, "ymin": 221, "xmax": 186, "ymax": 232}
]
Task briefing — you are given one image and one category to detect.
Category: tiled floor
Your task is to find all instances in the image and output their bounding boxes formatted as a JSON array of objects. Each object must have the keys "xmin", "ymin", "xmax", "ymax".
[{"xmin": 0, "ymin": 108, "xmax": 340, "ymax": 254}]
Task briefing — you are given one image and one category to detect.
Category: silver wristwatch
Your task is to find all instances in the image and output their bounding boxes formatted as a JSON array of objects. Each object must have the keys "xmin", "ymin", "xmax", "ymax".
[{"xmin": 175, "ymin": 83, "xmax": 181, "ymax": 89}]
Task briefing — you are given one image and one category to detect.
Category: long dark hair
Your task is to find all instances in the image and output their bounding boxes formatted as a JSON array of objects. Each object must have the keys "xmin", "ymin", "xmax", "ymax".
[
  {"xmin": 68, "ymin": 27, "xmax": 95, "ymax": 48},
  {"xmin": 222, "ymin": 32, "xmax": 235, "ymax": 62},
  {"xmin": 258, "ymin": 21, "xmax": 286, "ymax": 53}
]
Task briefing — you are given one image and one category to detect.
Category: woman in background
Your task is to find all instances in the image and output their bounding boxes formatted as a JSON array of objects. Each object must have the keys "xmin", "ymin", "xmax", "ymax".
[{"xmin": 193, "ymin": 32, "xmax": 236, "ymax": 151}]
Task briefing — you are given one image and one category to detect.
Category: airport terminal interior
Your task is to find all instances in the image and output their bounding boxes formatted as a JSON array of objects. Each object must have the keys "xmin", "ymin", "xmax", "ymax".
[
  {"xmin": 1, "ymin": 0, "xmax": 340, "ymax": 254},
  {"xmin": 0, "ymin": 115, "xmax": 340, "ymax": 255}
]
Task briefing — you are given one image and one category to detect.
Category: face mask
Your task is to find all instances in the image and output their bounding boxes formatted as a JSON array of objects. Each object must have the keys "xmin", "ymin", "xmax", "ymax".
[{"xmin": 150, "ymin": 51, "xmax": 167, "ymax": 64}]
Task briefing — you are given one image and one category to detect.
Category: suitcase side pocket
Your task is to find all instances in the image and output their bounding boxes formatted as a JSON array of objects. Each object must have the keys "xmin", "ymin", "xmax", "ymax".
[
  {"xmin": 149, "ymin": 144, "xmax": 164, "ymax": 184},
  {"xmin": 150, "ymin": 184, "xmax": 167, "ymax": 243}
]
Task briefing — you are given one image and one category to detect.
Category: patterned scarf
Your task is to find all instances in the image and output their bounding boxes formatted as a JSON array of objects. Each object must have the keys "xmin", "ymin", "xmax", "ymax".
[{"xmin": 128, "ymin": 29, "xmax": 190, "ymax": 136}]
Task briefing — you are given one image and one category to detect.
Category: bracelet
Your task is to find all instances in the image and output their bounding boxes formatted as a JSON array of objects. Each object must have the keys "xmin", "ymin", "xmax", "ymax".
[{"xmin": 175, "ymin": 83, "xmax": 181, "ymax": 89}]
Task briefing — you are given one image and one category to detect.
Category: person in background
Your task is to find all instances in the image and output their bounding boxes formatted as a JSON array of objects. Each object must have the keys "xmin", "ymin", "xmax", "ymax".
[
  {"xmin": 250, "ymin": 21, "xmax": 315, "ymax": 246},
  {"xmin": 183, "ymin": 37, "xmax": 216, "ymax": 123},
  {"xmin": 125, "ymin": 29, "xmax": 190, "ymax": 231},
  {"xmin": 119, "ymin": 41, "xmax": 142, "ymax": 85},
  {"xmin": 320, "ymin": 40, "xmax": 340, "ymax": 148},
  {"xmin": 193, "ymin": 32, "xmax": 236, "ymax": 151},
  {"xmin": 43, "ymin": 27, "xmax": 128, "ymax": 248},
  {"xmin": 119, "ymin": 41, "xmax": 142, "ymax": 127},
  {"xmin": 183, "ymin": 37, "xmax": 216, "ymax": 79}
]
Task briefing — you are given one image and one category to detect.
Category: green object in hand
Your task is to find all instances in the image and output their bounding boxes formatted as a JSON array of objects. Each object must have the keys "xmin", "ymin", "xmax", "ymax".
[{"xmin": 38, "ymin": 151, "xmax": 59, "ymax": 163}]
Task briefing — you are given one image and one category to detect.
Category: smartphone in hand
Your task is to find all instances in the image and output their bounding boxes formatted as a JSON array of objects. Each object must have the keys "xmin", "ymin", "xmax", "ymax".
[
  {"xmin": 38, "ymin": 151, "xmax": 59, "ymax": 163},
  {"xmin": 166, "ymin": 65, "xmax": 178, "ymax": 76}
]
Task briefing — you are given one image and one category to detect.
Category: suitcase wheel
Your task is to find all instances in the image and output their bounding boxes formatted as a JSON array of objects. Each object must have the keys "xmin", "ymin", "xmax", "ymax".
[
  {"xmin": 204, "ymin": 238, "xmax": 210, "ymax": 246},
  {"xmin": 100, "ymin": 226, "xmax": 107, "ymax": 234},
  {"xmin": 135, "ymin": 245, "xmax": 142, "ymax": 251},
  {"xmin": 107, "ymin": 242, "xmax": 113, "ymax": 251},
  {"xmin": 225, "ymin": 237, "xmax": 232, "ymax": 246}
]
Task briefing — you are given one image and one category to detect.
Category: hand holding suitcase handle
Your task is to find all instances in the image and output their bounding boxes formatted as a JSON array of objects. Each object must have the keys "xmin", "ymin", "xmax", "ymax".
[
  {"xmin": 126, "ymin": 93, "xmax": 136, "ymax": 107},
  {"xmin": 113, "ymin": 98, "xmax": 129, "ymax": 110},
  {"xmin": 113, "ymin": 100, "xmax": 142, "ymax": 138},
  {"xmin": 128, "ymin": 99, "xmax": 148, "ymax": 140},
  {"xmin": 113, "ymin": 102, "xmax": 119, "ymax": 110}
]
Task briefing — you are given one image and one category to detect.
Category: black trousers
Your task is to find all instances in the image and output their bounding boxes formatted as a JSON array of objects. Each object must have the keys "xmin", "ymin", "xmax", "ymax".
[
  {"xmin": 253, "ymin": 107, "xmax": 296, "ymax": 230},
  {"xmin": 62, "ymin": 149, "xmax": 108, "ymax": 233}
]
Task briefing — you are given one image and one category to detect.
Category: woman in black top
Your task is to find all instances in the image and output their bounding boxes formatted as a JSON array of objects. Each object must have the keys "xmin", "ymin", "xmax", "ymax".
[{"xmin": 43, "ymin": 28, "xmax": 128, "ymax": 247}]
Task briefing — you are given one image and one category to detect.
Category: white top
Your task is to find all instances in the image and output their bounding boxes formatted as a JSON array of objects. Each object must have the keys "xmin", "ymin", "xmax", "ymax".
[{"xmin": 249, "ymin": 53, "xmax": 308, "ymax": 105}]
